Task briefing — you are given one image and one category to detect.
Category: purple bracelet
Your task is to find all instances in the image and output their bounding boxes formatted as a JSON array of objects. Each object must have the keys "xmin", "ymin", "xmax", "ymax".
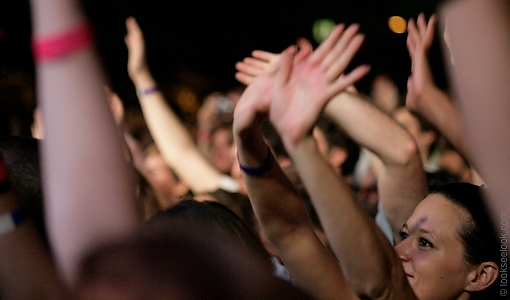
[
  {"xmin": 237, "ymin": 151, "xmax": 275, "ymax": 176},
  {"xmin": 136, "ymin": 85, "xmax": 159, "ymax": 98}
]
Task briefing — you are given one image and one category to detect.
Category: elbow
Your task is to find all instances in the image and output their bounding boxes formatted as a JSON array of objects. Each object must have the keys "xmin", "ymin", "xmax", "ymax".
[{"xmin": 392, "ymin": 136, "xmax": 421, "ymax": 168}]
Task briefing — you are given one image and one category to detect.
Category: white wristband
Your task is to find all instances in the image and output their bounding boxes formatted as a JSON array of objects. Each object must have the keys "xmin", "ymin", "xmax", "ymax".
[{"xmin": 0, "ymin": 207, "xmax": 27, "ymax": 235}]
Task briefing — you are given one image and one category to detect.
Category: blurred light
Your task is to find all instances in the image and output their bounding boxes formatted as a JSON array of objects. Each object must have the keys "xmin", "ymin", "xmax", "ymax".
[
  {"xmin": 174, "ymin": 86, "xmax": 199, "ymax": 113},
  {"xmin": 313, "ymin": 19, "xmax": 337, "ymax": 43},
  {"xmin": 388, "ymin": 16, "xmax": 407, "ymax": 34}
]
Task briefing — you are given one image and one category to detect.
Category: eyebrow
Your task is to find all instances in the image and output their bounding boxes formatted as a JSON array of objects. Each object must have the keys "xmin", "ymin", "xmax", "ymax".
[{"xmin": 402, "ymin": 217, "xmax": 432, "ymax": 236}]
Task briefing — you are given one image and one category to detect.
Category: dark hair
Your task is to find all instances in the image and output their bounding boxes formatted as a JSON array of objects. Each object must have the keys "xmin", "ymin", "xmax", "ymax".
[
  {"xmin": 77, "ymin": 221, "xmax": 311, "ymax": 299},
  {"xmin": 148, "ymin": 199, "xmax": 269, "ymax": 260},
  {"xmin": 0, "ymin": 136, "xmax": 47, "ymax": 244},
  {"xmin": 425, "ymin": 170, "xmax": 460, "ymax": 192},
  {"xmin": 430, "ymin": 182, "xmax": 501, "ymax": 298},
  {"xmin": 202, "ymin": 189, "xmax": 256, "ymax": 233}
]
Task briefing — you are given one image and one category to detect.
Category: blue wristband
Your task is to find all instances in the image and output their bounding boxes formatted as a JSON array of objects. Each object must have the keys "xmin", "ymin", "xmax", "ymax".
[
  {"xmin": 136, "ymin": 85, "xmax": 159, "ymax": 98},
  {"xmin": 238, "ymin": 151, "xmax": 275, "ymax": 176}
]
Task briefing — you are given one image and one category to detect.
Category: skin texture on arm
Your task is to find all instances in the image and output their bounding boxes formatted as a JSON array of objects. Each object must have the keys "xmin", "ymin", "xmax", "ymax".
[
  {"xmin": 234, "ymin": 40, "xmax": 358, "ymax": 300},
  {"xmin": 438, "ymin": 0, "xmax": 510, "ymax": 224},
  {"xmin": 324, "ymin": 90, "xmax": 428, "ymax": 243},
  {"xmin": 269, "ymin": 25, "xmax": 415, "ymax": 299},
  {"xmin": 31, "ymin": 0, "xmax": 140, "ymax": 285},
  {"xmin": 125, "ymin": 17, "xmax": 233, "ymax": 195},
  {"xmin": 0, "ymin": 160, "xmax": 67, "ymax": 299}
]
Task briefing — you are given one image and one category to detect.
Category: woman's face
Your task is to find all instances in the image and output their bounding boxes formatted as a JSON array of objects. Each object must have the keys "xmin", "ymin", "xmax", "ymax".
[{"xmin": 394, "ymin": 194, "xmax": 475, "ymax": 300}]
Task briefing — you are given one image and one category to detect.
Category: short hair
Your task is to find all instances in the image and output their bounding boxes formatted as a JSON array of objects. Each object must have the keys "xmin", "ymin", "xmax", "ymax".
[{"xmin": 148, "ymin": 199, "xmax": 268, "ymax": 260}]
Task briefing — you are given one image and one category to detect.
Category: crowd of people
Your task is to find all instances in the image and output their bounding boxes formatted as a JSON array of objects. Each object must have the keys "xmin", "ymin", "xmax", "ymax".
[{"xmin": 0, "ymin": 0, "xmax": 508, "ymax": 299}]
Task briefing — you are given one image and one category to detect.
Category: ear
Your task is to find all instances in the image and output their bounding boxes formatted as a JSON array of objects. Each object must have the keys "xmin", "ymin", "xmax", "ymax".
[
  {"xmin": 464, "ymin": 261, "xmax": 499, "ymax": 292},
  {"xmin": 327, "ymin": 147, "xmax": 347, "ymax": 174}
]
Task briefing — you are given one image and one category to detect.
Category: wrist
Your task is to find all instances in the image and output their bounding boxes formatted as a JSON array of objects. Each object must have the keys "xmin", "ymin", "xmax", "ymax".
[
  {"xmin": 285, "ymin": 134, "xmax": 317, "ymax": 158},
  {"xmin": 136, "ymin": 85, "xmax": 160, "ymax": 98},
  {"xmin": 237, "ymin": 149, "xmax": 275, "ymax": 177},
  {"xmin": 32, "ymin": 21, "xmax": 94, "ymax": 63},
  {"xmin": 131, "ymin": 72, "xmax": 156, "ymax": 89}
]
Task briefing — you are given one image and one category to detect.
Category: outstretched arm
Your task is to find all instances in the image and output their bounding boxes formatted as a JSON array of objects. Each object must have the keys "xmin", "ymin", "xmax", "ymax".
[
  {"xmin": 125, "ymin": 17, "xmax": 236, "ymax": 195},
  {"xmin": 405, "ymin": 13, "xmax": 467, "ymax": 156},
  {"xmin": 270, "ymin": 24, "xmax": 414, "ymax": 299},
  {"xmin": 31, "ymin": 0, "xmax": 140, "ymax": 285},
  {"xmin": 438, "ymin": 0, "xmax": 510, "ymax": 223}
]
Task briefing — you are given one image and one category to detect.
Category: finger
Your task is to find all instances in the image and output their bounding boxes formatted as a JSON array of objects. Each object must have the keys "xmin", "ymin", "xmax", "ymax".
[
  {"xmin": 252, "ymin": 50, "xmax": 278, "ymax": 62},
  {"xmin": 329, "ymin": 64, "xmax": 370, "ymax": 97},
  {"xmin": 125, "ymin": 17, "xmax": 142, "ymax": 37},
  {"xmin": 322, "ymin": 23, "xmax": 360, "ymax": 68},
  {"xmin": 406, "ymin": 33, "xmax": 416, "ymax": 60},
  {"xmin": 406, "ymin": 18, "xmax": 420, "ymax": 54},
  {"xmin": 294, "ymin": 38, "xmax": 313, "ymax": 65},
  {"xmin": 244, "ymin": 57, "xmax": 269, "ymax": 71},
  {"xmin": 417, "ymin": 13, "xmax": 428, "ymax": 39},
  {"xmin": 235, "ymin": 61, "xmax": 264, "ymax": 77},
  {"xmin": 310, "ymin": 23, "xmax": 345, "ymax": 63},
  {"xmin": 326, "ymin": 33, "xmax": 365, "ymax": 80},
  {"xmin": 424, "ymin": 14, "xmax": 437, "ymax": 48},
  {"xmin": 275, "ymin": 46, "xmax": 296, "ymax": 89},
  {"xmin": 235, "ymin": 72, "xmax": 252, "ymax": 85}
]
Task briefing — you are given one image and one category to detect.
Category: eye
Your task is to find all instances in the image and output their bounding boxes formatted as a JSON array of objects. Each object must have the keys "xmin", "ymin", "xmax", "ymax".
[
  {"xmin": 418, "ymin": 237, "xmax": 434, "ymax": 248},
  {"xmin": 399, "ymin": 230, "xmax": 409, "ymax": 240}
]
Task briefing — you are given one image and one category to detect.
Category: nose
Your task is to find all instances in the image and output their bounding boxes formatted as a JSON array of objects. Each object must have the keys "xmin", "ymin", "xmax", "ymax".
[{"xmin": 394, "ymin": 237, "xmax": 412, "ymax": 262}]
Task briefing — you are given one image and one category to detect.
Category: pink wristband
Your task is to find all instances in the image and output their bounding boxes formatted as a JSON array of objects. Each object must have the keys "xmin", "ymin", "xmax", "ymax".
[{"xmin": 32, "ymin": 23, "xmax": 94, "ymax": 63}]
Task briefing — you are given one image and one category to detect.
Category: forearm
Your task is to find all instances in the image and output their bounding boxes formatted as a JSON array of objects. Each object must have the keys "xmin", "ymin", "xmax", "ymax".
[
  {"xmin": 415, "ymin": 86, "xmax": 467, "ymax": 154},
  {"xmin": 31, "ymin": 0, "xmax": 139, "ymax": 284},
  {"xmin": 235, "ymin": 128, "xmax": 355, "ymax": 300},
  {"xmin": 326, "ymin": 92, "xmax": 418, "ymax": 166},
  {"xmin": 235, "ymin": 125, "xmax": 308, "ymax": 241},
  {"xmin": 288, "ymin": 136, "xmax": 415, "ymax": 299},
  {"xmin": 325, "ymin": 91, "xmax": 427, "ymax": 240}
]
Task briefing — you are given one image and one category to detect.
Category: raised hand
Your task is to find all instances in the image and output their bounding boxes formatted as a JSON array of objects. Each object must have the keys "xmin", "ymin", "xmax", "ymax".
[
  {"xmin": 405, "ymin": 13, "xmax": 437, "ymax": 112},
  {"xmin": 232, "ymin": 48, "xmax": 282, "ymax": 136},
  {"xmin": 235, "ymin": 39, "xmax": 313, "ymax": 86},
  {"xmin": 125, "ymin": 17, "xmax": 152, "ymax": 85},
  {"xmin": 235, "ymin": 50, "xmax": 280, "ymax": 85},
  {"xmin": 270, "ymin": 24, "xmax": 370, "ymax": 150}
]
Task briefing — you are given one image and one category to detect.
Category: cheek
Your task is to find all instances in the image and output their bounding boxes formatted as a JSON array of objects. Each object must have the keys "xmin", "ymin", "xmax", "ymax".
[
  {"xmin": 408, "ymin": 247, "xmax": 430, "ymax": 265},
  {"xmin": 407, "ymin": 247, "xmax": 439, "ymax": 280},
  {"xmin": 409, "ymin": 246, "xmax": 466, "ymax": 279}
]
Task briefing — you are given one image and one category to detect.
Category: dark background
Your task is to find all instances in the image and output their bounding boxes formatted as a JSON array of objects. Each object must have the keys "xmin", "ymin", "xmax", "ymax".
[{"xmin": 0, "ymin": 0, "xmax": 447, "ymax": 112}]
